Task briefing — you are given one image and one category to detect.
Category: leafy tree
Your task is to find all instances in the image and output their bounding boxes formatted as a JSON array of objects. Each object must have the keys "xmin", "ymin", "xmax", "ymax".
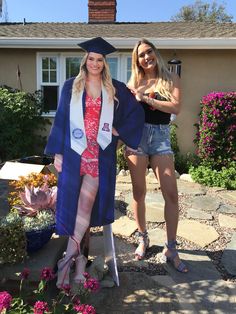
[
  {"xmin": 171, "ymin": 0, "xmax": 233, "ymax": 22},
  {"xmin": 0, "ymin": 86, "xmax": 51, "ymax": 161},
  {"xmin": 0, "ymin": 0, "xmax": 9, "ymax": 22}
]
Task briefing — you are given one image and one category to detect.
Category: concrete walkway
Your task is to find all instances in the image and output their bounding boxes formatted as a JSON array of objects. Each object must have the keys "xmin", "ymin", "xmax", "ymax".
[{"xmin": 1, "ymin": 172, "xmax": 236, "ymax": 313}]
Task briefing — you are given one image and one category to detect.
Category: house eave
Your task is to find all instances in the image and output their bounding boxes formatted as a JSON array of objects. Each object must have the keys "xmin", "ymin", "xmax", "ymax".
[{"xmin": 0, "ymin": 37, "xmax": 236, "ymax": 49}]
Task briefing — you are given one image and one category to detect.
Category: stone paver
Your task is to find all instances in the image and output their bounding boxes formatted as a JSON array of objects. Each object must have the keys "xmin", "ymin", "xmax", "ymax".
[
  {"xmin": 186, "ymin": 208, "xmax": 213, "ymax": 220},
  {"xmin": 148, "ymin": 228, "xmax": 166, "ymax": 247},
  {"xmin": 191, "ymin": 195, "xmax": 221, "ymax": 212},
  {"xmin": 177, "ymin": 180, "xmax": 207, "ymax": 196},
  {"xmin": 112, "ymin": 215, "xmax": 137, "ymax": 237},
  {"xmin": 179, "ymin": 173, "xmax": 194, "ymax": 182},
  {"xmin": 218, "ymin": 191, "xmax": 236, "ymax": 203},
  {"xmin": 177, "ymin": 219, "xmax": 219, "ymax": 247},
  {"xmin": 89, "ymin": 234, "xmax": 148, "ymax": 268},
  {"xmin": 126, "ymin": 192, "xmax": 165, "ymax": 223},
  {"xmin": 218, "ymin": 213, "xmax": 236, "ymax": 229},
  {"xmin": 221, "ymin": 232, "xmax": 236, "ymax": 275},
  {"xmin": 218, "ymin": 203, "xmax": 236, "ymax": 214},
  {"xmin": 89, "ymin": 272, "xmax": 180, "ymax": 313}
]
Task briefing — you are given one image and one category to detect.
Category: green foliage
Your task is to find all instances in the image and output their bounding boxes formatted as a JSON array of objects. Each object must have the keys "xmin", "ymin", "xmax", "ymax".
[
  {"xmin": 22, "ymin": 210, "xmax": 55, "ymax": 232},
  {"xmin": 189, "ymin": 161, "xmax": 236, "ymax": 189},
  {"xmin": 170, "ymin": 123, "xmax": 200, "ymax": 174},
  {"xmin": 116, "ymin": 145, "xmax": 128, "ymax": 171},
  {"xmin": 0, "ymin": 213, "xmax": 27, "ymax": 265},
  {"xmin": 171, "ymin": 0, "xmax": 233, "ymax": 22},
  {"xmin": 0, "ymin": 86, "xmax": 51, "ymax": 161},
  {"xmin": 170, "ymin": 123, "xmax": 180, "ymax": 155}
]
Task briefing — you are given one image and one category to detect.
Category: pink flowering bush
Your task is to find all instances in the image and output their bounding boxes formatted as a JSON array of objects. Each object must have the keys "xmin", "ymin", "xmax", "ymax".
[
  {"xmin": 194, "ymin": 91, "xmax": 236, "ymax": 169},
  {"xmin": 0, "ymin": 268, "xmax": 98, "ymax": 314},
  {"xmin": 190, "ymin": 91, "xmax": 236, "ymax": 189}
]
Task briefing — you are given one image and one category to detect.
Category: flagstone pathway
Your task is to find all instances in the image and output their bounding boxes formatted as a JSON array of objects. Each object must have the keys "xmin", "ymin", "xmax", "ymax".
[{"xmin": 1, "ymin": 171, "xmax": 236, "ymax": 313}]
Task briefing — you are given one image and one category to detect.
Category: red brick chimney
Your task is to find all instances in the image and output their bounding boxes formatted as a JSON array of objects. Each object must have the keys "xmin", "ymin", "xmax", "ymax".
[{"xmin": 88, "ymin": 0, "xmax": 117, "ymax": 23}]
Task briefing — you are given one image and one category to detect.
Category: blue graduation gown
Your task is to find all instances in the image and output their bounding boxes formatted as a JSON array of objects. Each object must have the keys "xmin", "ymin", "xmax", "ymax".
[{"xmin": 45, "ymin": 77, "xmax": 144, "ymax": 235}]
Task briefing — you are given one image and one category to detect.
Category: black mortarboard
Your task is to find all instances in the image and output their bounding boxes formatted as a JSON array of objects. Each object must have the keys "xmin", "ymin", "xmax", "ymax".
[{"xmin": 77, "ymin": 37, "xmax": 116, "ymax": 56}]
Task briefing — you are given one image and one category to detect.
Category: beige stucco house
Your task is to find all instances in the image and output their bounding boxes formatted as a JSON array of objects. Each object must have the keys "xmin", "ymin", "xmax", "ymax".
[{"xmin": 0, "ymin": 0, "xmax": 236, "ymax": 154}]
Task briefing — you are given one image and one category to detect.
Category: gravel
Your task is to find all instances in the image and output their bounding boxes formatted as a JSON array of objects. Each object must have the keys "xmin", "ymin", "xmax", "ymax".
[{"xmin": 109, "ymin": 188, "xmax": 236, "ymax": 283}]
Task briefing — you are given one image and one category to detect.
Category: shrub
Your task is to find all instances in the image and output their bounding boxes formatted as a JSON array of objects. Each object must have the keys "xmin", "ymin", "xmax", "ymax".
[
  {"xmin": 170, "ymin": 123, "xmax": 199, "ymax": 174},
  {"xmin": 0, "ymin": 86, "xmax": 51, "ymax": 161},
  {"xmin": 194, "ymin": 91, "xmax": 236, "ymax": 169},
  {"xmin": 116, "ymin": 145, "xmax": 128, "ymax": 171},
  {"xmin": 189, "ymin": 161, "xmax": 236, "ymax": 189},
  {"xmin": 0, "ymin": 214, "xmax": 27, "ymax": 264}
]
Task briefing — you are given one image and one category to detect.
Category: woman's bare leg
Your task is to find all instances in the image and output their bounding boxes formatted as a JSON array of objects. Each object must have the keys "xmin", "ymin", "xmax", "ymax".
[
  {"xmin": 127, "ymin": 153, "xmax": 149, "ymax": 259},
  {"xmin": 150, "ymin": 154, "xmax": 188, "ymax": 272}
]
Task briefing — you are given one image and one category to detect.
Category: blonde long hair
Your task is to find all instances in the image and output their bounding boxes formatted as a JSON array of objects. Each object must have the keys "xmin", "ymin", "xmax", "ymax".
[
  {"xmin": 72, "ymin": 53, "xmax": 116, "ymax": 102},
  {"xmin": 128, "ymin": 38, "xmax": 174, "ymax": 101}
]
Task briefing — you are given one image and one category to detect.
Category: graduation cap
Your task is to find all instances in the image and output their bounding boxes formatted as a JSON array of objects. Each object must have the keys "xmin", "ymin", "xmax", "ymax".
[{"xmin": 77, "ymin": 37, "xmax": 116, "ymax": 56}]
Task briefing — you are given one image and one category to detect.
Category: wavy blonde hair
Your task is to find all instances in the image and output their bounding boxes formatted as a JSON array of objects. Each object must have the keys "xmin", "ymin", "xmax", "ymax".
[
  {"xmin": 128, "ymin": 38, "xmax": 174, "ymax": 101},
  {"xmin": 72, "ymin": 53, "xmax": 116, "ymax": 102}
]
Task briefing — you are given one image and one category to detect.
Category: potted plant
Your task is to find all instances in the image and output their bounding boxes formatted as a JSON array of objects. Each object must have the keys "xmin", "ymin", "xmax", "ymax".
[{"xmin": 8, "ymin": 172, "xmax": 57, "ymax": 254}]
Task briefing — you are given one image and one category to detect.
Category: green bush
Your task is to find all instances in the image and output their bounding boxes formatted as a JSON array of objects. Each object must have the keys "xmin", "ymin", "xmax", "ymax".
[
  {"xmin": 170, "ymin": 123, "xmax": 199, "ymax": 174},
  {"xmin": 0, "ymin": 86, "xmax": 51, "ymax": 161},
  {"xmin": 117, "ymin": 145, "xmax": 128, "ymax": 171},
  {"xmin": 189, "ymin": 161, "xmax": 236, "ymax": 189},
  {"xmin": 0, "ymin": 213, "xmax": 27, "ymax": 264}
]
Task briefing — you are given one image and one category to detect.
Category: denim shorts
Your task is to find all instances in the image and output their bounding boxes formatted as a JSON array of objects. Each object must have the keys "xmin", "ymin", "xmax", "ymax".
[{"xmin": 132, "ymin": 123, "xmax": 173, "ymax": 156}]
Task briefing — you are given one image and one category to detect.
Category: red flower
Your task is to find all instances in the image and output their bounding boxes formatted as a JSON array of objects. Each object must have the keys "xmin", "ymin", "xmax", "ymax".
[
  {"xmin": 0, "ymin": 291, "xmax": 12, "ymax": 311},
  {"xmin": 33, "ymin": 300, "xmax": 49, "ymax": 314},
  {"xmin": 84, "ymin": 278, "xmax": 100, "ymax": 292},
  {"xmin": 40, "ymin": 267, "xmax": 55, "ymax": 281},
  {"xmin": 20, "ymin": 268, "xmax": 30, "ymax": 280}
]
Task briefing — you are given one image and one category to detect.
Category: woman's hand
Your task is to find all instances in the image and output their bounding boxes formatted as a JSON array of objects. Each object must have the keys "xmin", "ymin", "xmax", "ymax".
[
  {"xmin": 54, "ymin": 154, "xmax": 63, "ymax": 172},
  {"xmin": 135, "ymin": 91, "xmax": 144, "ymax": 102},
  {"xmin": 112, "ymin": 127, "xmax": 119, "ymax": 136},
  {"xmin": 130, "ymin": 88, "xmax": 143, "ymax": 102}
]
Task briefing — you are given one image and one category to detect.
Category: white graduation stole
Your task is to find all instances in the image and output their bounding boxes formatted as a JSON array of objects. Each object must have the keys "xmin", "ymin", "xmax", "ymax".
[{"xmin": 70, "ymin": 84, "xmax": 114, "ymax": 155}]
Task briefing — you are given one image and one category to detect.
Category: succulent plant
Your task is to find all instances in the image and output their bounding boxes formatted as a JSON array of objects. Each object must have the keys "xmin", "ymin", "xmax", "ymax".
[{"xmin": 17, "ymin": 185, "xmax": 57, "ymax": 217}]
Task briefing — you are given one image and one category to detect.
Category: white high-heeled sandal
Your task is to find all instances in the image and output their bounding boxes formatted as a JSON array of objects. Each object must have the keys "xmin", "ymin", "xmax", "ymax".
[
  {"xmin": 56, "ymin": 257, "xmax": 74, "ymax": 288},
  {"xmin": 135, "ymin": 230, "xmax": 150, "ymax": 260},
  {"xmin": 74, "ymin": 254, "xmax": 87, "ymax": 283}
]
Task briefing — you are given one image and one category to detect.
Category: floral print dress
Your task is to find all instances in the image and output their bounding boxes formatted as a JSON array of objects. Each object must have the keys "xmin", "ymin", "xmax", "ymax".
[{"xmin": 80, "ymin": 94, "xmax": 101, "ymax": 178}]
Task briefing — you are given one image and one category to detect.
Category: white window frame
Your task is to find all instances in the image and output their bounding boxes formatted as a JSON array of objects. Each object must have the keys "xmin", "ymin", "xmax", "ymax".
[{"xmin": 37, "ymin": 52, "xmax": 132, "ymax": 117}]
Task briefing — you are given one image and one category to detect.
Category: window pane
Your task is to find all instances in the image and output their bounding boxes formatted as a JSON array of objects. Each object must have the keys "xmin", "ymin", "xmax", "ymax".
[
  {"xmin": 42, "ymin": 57, "xmax": 49, "ymax": 70},
  {"xmin": 50, "ymin": 70, "xmax": 57, "ymax": 83},
  {"xmin": 127, "ymin": 57, "xmax": 132, "ymax": 82},
  {"xmin": 66, "ymin": 57, "xmax": 81, "ymax": 79},
  {"xmin": 41, "ymin": 57, "xmax": 57, "ymax": 83},
  {"xmin": 50, "ymin": 58, "xmax": 57, "ymax": 70},
  {"xmin": 107, "ymin": 58, "xmax": 117, "ymax": 79},
  {"xmin": 42, "ymin": 86, "xmax": 58, "ymax": 111},
  {"xmin": 42, "ymin": 70, "xmax": 49, "ymax": 83}
]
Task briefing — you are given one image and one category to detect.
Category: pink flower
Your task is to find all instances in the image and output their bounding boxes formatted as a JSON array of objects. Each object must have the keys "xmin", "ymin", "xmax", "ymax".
[
  {"xmin": 33, "ymin": 300, "xmax": 49, "ymax": 314},
  {"xmin": 40, "ymin": 267, "xmax": 55, "ymax": 281},
  {"xmin": 74, "ymin": 303, "xmax": 96, "ymax": 314},
  {"xmin": 61, "ymin": 284, "xmax": 71, "ymax": 295},
  {"xmin": 83, "ymin": 272, "xmax": 91, "ymax": 279},
  {"xmin": 0, "ymin": 291, "xmax": 12, "ymax": 311},
  {"xmin": 84, "ymin": 278, "xmax": 100, "ymax": 292},
  {"xmin": 20, "ymin": 268, "xmax": 30, "ymax": 280}
]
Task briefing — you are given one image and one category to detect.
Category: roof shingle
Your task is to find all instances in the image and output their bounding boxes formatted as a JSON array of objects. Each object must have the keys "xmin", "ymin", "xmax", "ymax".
[{"xmin": 0, "ymin": 22, "xmax": 236, "ymax": 39}]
